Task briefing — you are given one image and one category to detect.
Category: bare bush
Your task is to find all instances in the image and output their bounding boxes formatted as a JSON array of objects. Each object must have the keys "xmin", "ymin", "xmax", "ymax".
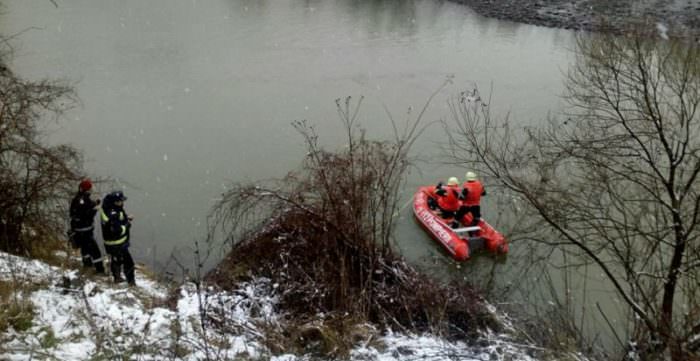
[
  {"xmin": 445, "ymin": 27, "xmax": 700, "ymax": 360},
  {"xmin": 209, "ymin": 95, "xmax": 426, "ymax": 310},
  {"xmin": 207, "ymin": 93, "xmax": 499, "ymax": 355},
  {"xmin": 0, "ymin": 39, "xmax": 81, "ymax": 258}
]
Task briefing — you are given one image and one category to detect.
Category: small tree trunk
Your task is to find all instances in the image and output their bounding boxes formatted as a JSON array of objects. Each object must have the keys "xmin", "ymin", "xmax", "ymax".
[{"xmin": 660, "ymin": 213, "xmax": 686, "ymax": 361}]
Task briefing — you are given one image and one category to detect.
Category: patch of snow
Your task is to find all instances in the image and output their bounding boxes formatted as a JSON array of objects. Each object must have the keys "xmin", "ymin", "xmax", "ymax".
[
  {"xmin": 0, "ymin": 251, "xmax": 579, "ymax": 361},
  {"xmin": 657, "ymin": 23, "xmax": 669, "ymax": 40},
  {"xmin": 0, "ymin": 252, "xmax": 69, "ymax": 282}
]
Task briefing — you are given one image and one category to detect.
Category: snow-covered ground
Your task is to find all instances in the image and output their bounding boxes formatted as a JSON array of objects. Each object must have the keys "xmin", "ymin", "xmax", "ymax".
[{"xmin": 0, "ymin": 252, "xmax": 584, "ymax": 360}]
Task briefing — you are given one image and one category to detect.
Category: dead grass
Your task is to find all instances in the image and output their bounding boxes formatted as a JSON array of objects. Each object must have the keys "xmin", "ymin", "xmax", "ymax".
[
  {"xmin": 28, "ymin": 233, "xmax": 72, "ymax": 268},
  {"xmin": 0, "ymin": 280, "xmax": 36, "ymax": 334},
  {"xmin": 254, "ymin": 311, "xmax": 380, "ymax": 359}
]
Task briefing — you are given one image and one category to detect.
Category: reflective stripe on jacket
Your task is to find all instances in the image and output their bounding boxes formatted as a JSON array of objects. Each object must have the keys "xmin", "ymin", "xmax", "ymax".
[{"xmin": 100, "ymin": 207, "xmax": 128, "ymax": 246}]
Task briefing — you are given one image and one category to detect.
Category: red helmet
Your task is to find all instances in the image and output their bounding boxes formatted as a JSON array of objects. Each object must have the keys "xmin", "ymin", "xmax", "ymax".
[{"xmin": 78, "ymin": 178, "xmax": 93, "ymax": 192}]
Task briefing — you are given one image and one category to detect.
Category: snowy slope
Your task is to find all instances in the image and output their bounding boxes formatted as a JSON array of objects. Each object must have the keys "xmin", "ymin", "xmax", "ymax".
[{"xmin": 0, "ymin": 252, "xmax": 581, "ymax": 360}]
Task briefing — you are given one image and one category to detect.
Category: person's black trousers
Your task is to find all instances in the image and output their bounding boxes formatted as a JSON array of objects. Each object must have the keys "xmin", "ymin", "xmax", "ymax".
[
  {"xmin": 105, "ymin": 244, "xmax": 135, "ymax": 284},
  {"xmin": 457, "ymin": 205, "xmax": 481, "ymax": 226},
  {"xmin": 74, "ymin": 230, "xmax": 104, "ymax": 273}
]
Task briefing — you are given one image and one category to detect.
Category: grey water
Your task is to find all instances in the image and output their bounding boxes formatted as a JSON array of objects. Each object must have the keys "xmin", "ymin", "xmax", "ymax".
[
  {"xmin": 1, "ymin": 0, "xmax": 570, "ymax": 264},
  {"xmin": 0, "ymin": 0, "xmax": 563, "ymax": 262},
  {"xmin": 3, "ymin": 0, "xmax": 625, "ymax": 348}
]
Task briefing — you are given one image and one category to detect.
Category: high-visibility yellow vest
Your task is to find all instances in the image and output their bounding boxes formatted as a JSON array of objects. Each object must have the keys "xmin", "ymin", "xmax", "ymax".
[{"xmin": 100, "ymin": 208, "xmax": 128, "ymax": 246}]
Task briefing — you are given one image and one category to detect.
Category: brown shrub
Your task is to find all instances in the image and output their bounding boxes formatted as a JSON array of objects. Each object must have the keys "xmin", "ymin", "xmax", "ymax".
[
  {"xmin": 207, "ymin": 208, "xmax": 499, "ymax": 343},
  {"xmin": 205, "ymin": 93, "xmax": 499, "ymax": 358},
  {"xmin": 0, "ymin": 40, "xmax": 81, "ymax": 258}
]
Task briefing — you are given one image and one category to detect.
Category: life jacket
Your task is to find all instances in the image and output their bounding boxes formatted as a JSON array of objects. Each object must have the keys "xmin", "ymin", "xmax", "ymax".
[
  {"xmin": 436, "ymin": 184, "xmax": 461, "ymax": 212},
  {"xmin": 462, "ymin": 180, "xmax": 484, "ymax": 206}
]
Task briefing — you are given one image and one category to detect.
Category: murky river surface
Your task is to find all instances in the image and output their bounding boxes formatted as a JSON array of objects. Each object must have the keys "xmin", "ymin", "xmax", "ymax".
[
  {"xmin": 3, "ymin": 0, "xmax": 625, "ymax": 346},
  {"xmin": 2, "ymin": 0, "xmax": 572, "ymax": 264}
]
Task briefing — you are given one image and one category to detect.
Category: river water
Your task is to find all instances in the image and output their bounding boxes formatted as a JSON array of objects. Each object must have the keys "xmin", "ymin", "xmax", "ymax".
[
  {"xmin": 3, "ymin": 0, "xmax": 624, "ymax": 344},
  {"xmin": 2, "ymin": 0, "xmax": 571, "ymax": 264},
  {"xmin": 4, "ymin": 0, "xmax": 634, "ymax": 351}
]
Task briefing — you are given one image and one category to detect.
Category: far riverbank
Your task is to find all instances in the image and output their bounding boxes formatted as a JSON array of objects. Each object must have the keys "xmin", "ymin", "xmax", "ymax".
[{"xmin": 454, "ymin": 0, "xmax": 700, "ymax": 37}]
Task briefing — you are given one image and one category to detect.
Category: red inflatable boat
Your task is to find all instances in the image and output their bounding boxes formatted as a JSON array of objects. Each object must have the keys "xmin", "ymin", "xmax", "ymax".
[{"xmin": 413, "ymin": 186, "xmax": 508, "ymax": 261}]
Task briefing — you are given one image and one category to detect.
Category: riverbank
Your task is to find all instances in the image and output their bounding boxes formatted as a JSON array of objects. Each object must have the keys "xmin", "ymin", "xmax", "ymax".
[
  {"xmin": 0, "ymin": 251, "xmax": 582, "ymax": 360},
  {"xmin": 454, "ymin": 0, "xmax": 700, "ymax": 37}
]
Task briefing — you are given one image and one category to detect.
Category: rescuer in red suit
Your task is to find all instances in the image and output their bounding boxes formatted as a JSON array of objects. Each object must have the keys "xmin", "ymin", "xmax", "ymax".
[
  {"xmin": 429, "ymin": 177, "xmax": 462, "ymax": 228},
  {"xmin": 458, "ymin": 171, "xmax": 486, "ymax": 227}
]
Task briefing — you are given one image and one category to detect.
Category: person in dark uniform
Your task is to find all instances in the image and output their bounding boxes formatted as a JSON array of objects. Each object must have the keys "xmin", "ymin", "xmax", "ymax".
[
  {"xmin": 100, "ymin": 190, "xmax": 135, "ymax": 285},
  {"xmin": 69, "ymin": 178, "xmax": 105, "ymax": 274}
]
